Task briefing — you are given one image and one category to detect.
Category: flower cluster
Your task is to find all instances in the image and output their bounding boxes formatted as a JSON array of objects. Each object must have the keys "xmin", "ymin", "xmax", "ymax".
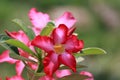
[{"xmin": 0, "ymin": 8, "xmax": 105, "ymax": 80}]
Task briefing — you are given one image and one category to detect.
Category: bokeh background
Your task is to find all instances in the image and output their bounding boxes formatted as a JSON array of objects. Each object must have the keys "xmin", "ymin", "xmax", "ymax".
[{"xmin": 0, "ymin": 0, "xmax": 120, "ymax": 80}]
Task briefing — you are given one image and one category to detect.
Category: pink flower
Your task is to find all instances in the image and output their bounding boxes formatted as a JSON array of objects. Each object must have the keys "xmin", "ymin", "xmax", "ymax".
[
  {"xmin": 31, "ymin": 24, "xmax": 84, "ymax": 76},
  {"xmin": 6, "ymin": 75, "xmax": 24, "ymax": 80},
  {"xmin": 0, "ymin": 50, "xmax": 25, "ymax": 80},
  {"xmin": 39, "ymin": 76, "xmax": 55, "ymax": 80},
  {"xmin": 28, "ymin": 8, "xmax": 76, "ymax": 35},
  {"xmin": 55, "ymin": 12, "xmax": 76, "ymax": 29},
  {"xmin": 29, "ymin": 8, "xmax": 50, "ymax": 35},
  {"xmin": 55, "ymin": 69, "xmax": 72, "ymax": 78},
  {"xmin": 6, "ymin": 30, "xmax": 38, "ymax": 70},
  {"xmin": 80, "ymin": 71, "xmax": 94, "ymax": 80},
  {"xmin": 39, "ymin": 70, "xmax": 94, "ymax": 80}
]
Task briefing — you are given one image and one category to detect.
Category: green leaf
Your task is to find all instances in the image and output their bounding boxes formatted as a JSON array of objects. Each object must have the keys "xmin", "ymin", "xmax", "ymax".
[
  {"xmin": 0, "ymin": 34, "xmax": 36, "ymax": 63},
  {"xmin": 40, "ymin": 22, "xmax": 55, "ymax": 36},
  {"xmin": 6, "ymin": 39, "xmax": 36, "ymax": 56},
  {"xmin": 57, "ymin": 73, "xmax": 89, "ymax": 80},
  {"xmin": 75, "ymin": 47, "xmax": 106, "ymax": 56},
  {"xmin": 12, "ymin": 19, "xmax": 35, "ymax": 40},
  {"xmin": 0, "ymin": 34, "xmax": 19, "ymax": 54}
]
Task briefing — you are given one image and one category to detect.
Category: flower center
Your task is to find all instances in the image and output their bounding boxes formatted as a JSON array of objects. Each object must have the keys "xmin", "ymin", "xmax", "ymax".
[{"xmin": 53, "ymin": 44, "xmax": 64, "ymax": 54}]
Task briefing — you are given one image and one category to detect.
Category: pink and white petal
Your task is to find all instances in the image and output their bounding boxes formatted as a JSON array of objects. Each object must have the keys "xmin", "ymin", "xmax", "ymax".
[
  {"xmin": 39, "ymin": 76, "xmax": 55, "ymax": 80},
  {"xmin": 15, "ymin": 61, "xmax": 25, "ymax": 76},
  {"xmin": 6, "ymin": 75, "xmax": 24, "ymax": 80},
  {"xmin": 27, "ymin": 62, "xmax": 38, "ymax": 70},
  {"xmin": 32, "ymin": 27, "xmax": 41, "ymax": 36},
  {"xmin": 43, "ymin": 53, "xmax": 60, "ymax": 77},
  {"xmin": 6, "ymin": 30, "xmax": 30, "ymax": 45},
  {"xmin": 65, "ymin": 35, "xmax": 84, "ymax": 53},
  {"xmin": 59, "ymin": 52, "xmax": 76, "ymax": 72},
  {"xmin": 55, "ymin": 69, "xmax": 71, "ymax": 78},
  {"xmin": 55, "ymin": 12, "xmax": 76, "ymax": 29},
  {"xmin": 76, "ymin": 40, "xmax": 84, "ymax": 52},
  {"xmin": 29, "ymin": 8, "xmax": 50, "ymax": 29},
  {"xmin": 31, "ymin": 36, "xmax": 54, "ymax": 53},
  {"xmin": 67, "ymin": 27, "xmax": 76, "ymax": 36},
  {"xmin": 0, "ymin": 77, "xmax": 2, "ymax": 80},
  {"xmin": 52, "ymin": 24, "xmax": 68, "ymax": 44},
  {"xmin": 0, "ymin": 50, "xmax": 17, "ymax": 64},
  {"xmin": 18, "ymin": 49, "xmax": 29, "ymax": 58},
  {"xmin": 80, "ymin": 71, "xmax": 94, "ymax": 80}
]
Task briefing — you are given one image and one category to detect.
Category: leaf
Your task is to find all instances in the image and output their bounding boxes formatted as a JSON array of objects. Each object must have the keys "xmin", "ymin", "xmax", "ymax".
[
  {"xmin": 75, "ymin": 47, "xmax": 106, "ymax": 56},
  {"xmin": 57, "ymin": 73, "xmax": 89, "ymax": 80},
  {"xmin": 40, "ymin": 22, "xmax": 55, "ymax": 36},
  {"xmin": 6, "ymin": 39, "xmax": 36, "ymax": 56},
  {"xmin": 0, "ymin": 34, "xmax": 36, "ymax": 63},
  {"xmin": 0, "ymin": 34, "xmax": 19, "ymax": 54},
  {"xmin": 12, "ymin": 19, "xmax": 35, "ymax": 40}
]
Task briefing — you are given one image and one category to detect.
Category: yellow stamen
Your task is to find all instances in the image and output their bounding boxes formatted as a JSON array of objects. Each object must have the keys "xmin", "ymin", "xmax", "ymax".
[{"xmin": 54, "ymin": 44, "xmax": 64, "ymax": 54}]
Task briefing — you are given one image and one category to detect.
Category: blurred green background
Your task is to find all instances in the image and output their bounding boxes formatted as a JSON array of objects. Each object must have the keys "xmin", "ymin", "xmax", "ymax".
[{"xmin": 0, "ymin": 0, "xmax": 120, "ymax": 80}]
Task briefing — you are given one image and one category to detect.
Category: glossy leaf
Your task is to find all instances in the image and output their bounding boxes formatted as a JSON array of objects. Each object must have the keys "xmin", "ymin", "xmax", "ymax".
[
  {"xmin": 12, "ymin": 19, "xmax": 35, "ymax": 40},
  {"xmin": 75, "ymin": 47, "xmax": 106, "ymax": 56},
  {"xmin": 0, "ymin": 34, "xmax": 19, "ymax": 54},
  {"xmin": 0, "ymin": 35, "xmax": 36, "ymax": 62},
  {"xmin": 40, "ymin": 22, "xmax": 55, "ymax": 36},
  {"xmin": 6, "ymin": 39, "xmax": 36, "ymax": 56}
]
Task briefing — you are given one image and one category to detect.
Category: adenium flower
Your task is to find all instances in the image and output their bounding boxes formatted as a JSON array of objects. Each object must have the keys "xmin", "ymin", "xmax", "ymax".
[
  {"xmin": 31, "ymin": 24, "xmax": 84, "ymax": 76},
  {"xmin": 56, "ymin": 70, "xmax": 94, "ymax": 80},
  {"xmin": 6, "ymin": 30, "xmax": 38, "ymax": 70},
  {"xmin": 0, "ymin": 50, "xmax": 24, "ymax": 80},
  {"xmin": 29, "ymin": 8, "xmax": 76, "ymax": 35},
  {"xmin": 39, "ymin": 70, "xmax": 94, "ymax": 80}
]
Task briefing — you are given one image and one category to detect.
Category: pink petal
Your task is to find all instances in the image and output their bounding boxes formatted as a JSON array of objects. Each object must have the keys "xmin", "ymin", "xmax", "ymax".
[
  {"xmin": 0, "ymin": 50, "xmax": 17, "ymax": 64},
  {"xmin": 27, "ymin": 62, "xmax": 38, "ymax": 70},
  {"xmin": 43, "ymin": 53, "xmax": 60, "ymax": 76},
  {"xmin": 59, "ymin": 52, "xmax": 76, "ymax": 72},
  {"xmin": 6, "ymin": 30, "xmax": 30, "ymax": 45},
  {"xmin": 15, "ymin": 61, "xmax": 25, "ymax": 76},
  {"xmin": 29, "ymin": 8, "xmax": 50, "ymax": 29},
  {"xmin": 65, "ymin": 35, "xmax": 84, "ymax": 53},
  {"xmin": 39, "ymin": 76, "xmax": 55, "ymax": 80},
  {"xmin": 32, "ymin": 27, "xmax": 41, "ymax": 36},
  {"xmin": 31, "ymin": 36, "xmax": 54, "ymax": 53},
  {"xmin": 80, "ymin": 71, "xmax": 94, "ymax": 80},
  {"xmin": 55, "ymin": 69, "xmax": 71, "ymax": 78},
  {"xmin": 52, "ymin": 24, "xmax": 68, "ymax": 44},
  {"xmin": 6, "ymin": 75, "xmax": 24, "ymax": 80},
  {"xmin": 67, "ymin": 27, "xmax": 76, "ymax": 36},
  {"xmin": 55, "ymin": 12, "xmax": 76, "ymax": 29}
]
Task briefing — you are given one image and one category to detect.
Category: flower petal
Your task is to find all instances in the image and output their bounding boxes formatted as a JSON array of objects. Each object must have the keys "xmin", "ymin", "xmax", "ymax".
[
  {"xmin": 6, "ymin": 75, "xmax": 24, "ymax": 80},
  {"xmin": 80, "ymin": 71, "xmax": 94, "ymax": 80},
  {"xmin": 55, "ymin": 69, "xmax": 71, "ymax": 78},
  {"xmin": 0, "ymin": 50, "xmax": 17, "ymax": 64},
  {"xmin": 55, "ymin": 12, "xmax": 76, "ymax": 29},
  {"xmin": 15, "ymin": 61, "xmax": 25, "ymax": 76},
  {"xmin": 29, "ymin": 8, "xmax": 50, "ymax": 29},
  {"xmin": 52, "ymin": 24, "xmax": 68, "ymax": 44},
  {"xmin": 6, "ymin": 30, "xmax": 30, "ymax": 45},
  {"xmin": 32, "ymin": 27, "xmax": 41, "ymax": 36},
  {"xmin": 31, "ymin": 36, "xmax": 54, "ymax": 53},
  {"xmin": 65, "ymin": 35, "xmax": 84, "ymax": 53},
  {"xmin": 43, "ymin": 53, "xmax": 60, "ymax": 76},
  {"xmin": 59, "ymin": 52, "xmax": 76, "ymax": 72},
  {"xmin": 39, "ymin": 76, "xmax": 55, "ymax": 80}
]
